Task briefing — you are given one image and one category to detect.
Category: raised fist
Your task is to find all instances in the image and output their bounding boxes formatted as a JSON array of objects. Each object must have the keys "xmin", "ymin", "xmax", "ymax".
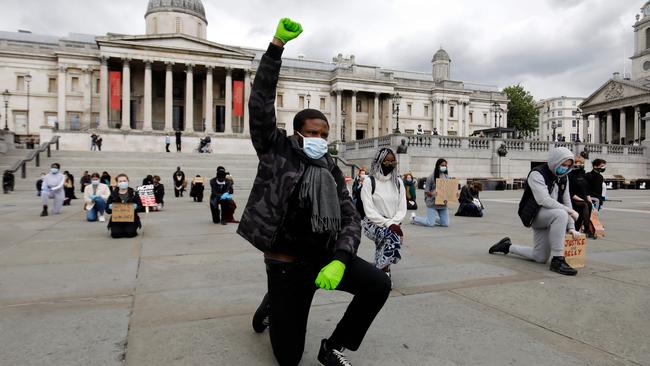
[{"xmin": 274, "ymin": 18, "xmax": 303, "ymax": 44}]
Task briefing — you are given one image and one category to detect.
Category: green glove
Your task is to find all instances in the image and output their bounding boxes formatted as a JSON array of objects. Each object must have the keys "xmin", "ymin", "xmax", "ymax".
[
  {"xmin": 274, "ymin": 18, "xmax": 303, "ymax": 44},
  {"xmin": 315, "ymin": 260, "xmax": 346, "ymax": 291}
]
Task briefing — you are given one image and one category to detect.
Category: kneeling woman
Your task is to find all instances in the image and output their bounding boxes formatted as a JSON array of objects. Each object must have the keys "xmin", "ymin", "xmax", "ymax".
[
  {"xmin": 106, "ymin": 174, "xmax": 142, "ymax": 238},
  {"xmin": 361, "ymin": 148, "xmax": 407, "ymax": 278},
  {"xmin": 456, "ymin": 182, "xmax": 484, "ymax": 217}
]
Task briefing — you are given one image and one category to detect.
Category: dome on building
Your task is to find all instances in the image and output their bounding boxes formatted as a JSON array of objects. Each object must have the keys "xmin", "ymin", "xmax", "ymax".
[
  {"xmin": 432, "ymin": 48, "xmax": 451, "ymax": 63},
  {"xmin": 146, "ymin": 0, "xmax": 207, "ymax": 23}
]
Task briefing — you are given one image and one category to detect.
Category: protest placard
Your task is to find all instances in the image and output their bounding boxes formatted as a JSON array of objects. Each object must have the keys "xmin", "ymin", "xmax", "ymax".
[
  {"xmin": 564, "ymin": 233, "xmax": 587, "ymax": 268},
  {"xmin": 111, "ymin": 203, "xmax": 135, "ymax": 223},
  {"xmin": 137, "ymin": 184, "xmax": 157, "ymax": 207},
  {"xmin": 435, "ymin": 178, "xmax": 459, "ymax": 205},
  {"xmin": 590, "ymin": 211, "xmax": 605, "ymax": 238}
]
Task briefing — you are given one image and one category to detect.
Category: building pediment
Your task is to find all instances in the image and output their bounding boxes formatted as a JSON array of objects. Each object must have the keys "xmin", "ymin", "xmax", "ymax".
[
  {"xmin": 96, "ymin": 34, "xmax": 253, "ymax": 60},
  {"xmin": 580, "ymin": 79, "xmax": 650, "ymax": 110}
]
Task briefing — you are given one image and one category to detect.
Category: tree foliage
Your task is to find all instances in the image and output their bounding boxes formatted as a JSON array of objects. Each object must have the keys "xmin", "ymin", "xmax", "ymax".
[{"xmin": 503, "ymin": 84, "xmax": 538, "ymax": 134}]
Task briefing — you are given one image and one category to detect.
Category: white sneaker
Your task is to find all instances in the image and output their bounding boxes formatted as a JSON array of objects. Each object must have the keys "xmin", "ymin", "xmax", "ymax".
[
  {"xmin": 410, "ymin": 212, "xmax": 416, "ymax": 224},
  {"xmin": 99, "ymin": 215, "xmax": 106, "ymax": 222}
]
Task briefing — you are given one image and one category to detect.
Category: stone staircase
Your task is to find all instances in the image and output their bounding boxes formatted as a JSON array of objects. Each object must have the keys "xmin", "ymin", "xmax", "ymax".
[{"xmin": 6, "ymin": 150, "xmax": 260, "ymax": 192}]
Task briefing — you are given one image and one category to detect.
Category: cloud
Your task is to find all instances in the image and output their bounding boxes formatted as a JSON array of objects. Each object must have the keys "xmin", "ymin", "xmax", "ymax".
[{"xmin": 0, "ymin": 0, "xmax": 641, "ymax": 99}]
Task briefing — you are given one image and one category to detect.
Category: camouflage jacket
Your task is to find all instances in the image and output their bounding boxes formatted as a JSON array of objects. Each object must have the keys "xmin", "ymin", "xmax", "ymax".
[{"xmin": 236, "ymin": 43, "xmax": 361, "ymax": 261}]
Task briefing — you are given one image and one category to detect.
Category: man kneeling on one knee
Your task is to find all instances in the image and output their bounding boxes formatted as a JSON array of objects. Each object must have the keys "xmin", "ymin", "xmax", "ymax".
[
  {"xmin": 84, "ymin": 172, "xmax": 111, "ymax": 222},
  {"xmin": 490, "ymin": 147, "xmax": 581, "ymax": 276}
]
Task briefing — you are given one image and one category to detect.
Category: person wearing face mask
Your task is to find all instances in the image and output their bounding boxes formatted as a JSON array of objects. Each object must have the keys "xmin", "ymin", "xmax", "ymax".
[
  {"xmin": 456, "ymin": 182, "xmax": 484, "ymax": 217},
  {"xmin": 403, "ymin": 173, "xmax": 418, "ymax": 210},
  {"xmin": 83, "ymin": 172, "xmax": 111, "ymax": 222},
  {"xmin": 241, "ymin": 19, "xmax": 390, "ymax": 366},
  {"xmin": 209, "ymin": 169, "xmax": 233, "ymax": 225},
  {"xmin": 173, "ymin": 166, "xmax": 186, "ymax": 198},
  {"xmin": 411, "ymin": 158, "xmax": 451, "ymax": 227},
  {"xmin": 152, "ymin": 175, "xmax": 165, "ymax": 210},
  {"xmin": 568, "ymin": 155, "xmax": 594, "ymax": 237},
  {"xmin": 586, "ymin": 158, "xmax": 607, "ymax": 211},
  {"xmin": 106, "ymin": 174, "xmax": 142, "ymax": 238},
  {"xmin": 490, "ymin": 147, "xmax": 581, "ymax": 276},
  {"xmin": 360, "ymin": 148, "xmax": 407, "ymax": 278},
  {"xmin": 40, "ymin": 163, "xmax": 66, "ymax": 217}
]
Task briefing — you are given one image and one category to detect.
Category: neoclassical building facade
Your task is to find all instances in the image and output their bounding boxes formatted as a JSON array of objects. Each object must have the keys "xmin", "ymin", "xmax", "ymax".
[{"xmin": 0, "ymin": 0, "xmax": 508, "ymax": 143}]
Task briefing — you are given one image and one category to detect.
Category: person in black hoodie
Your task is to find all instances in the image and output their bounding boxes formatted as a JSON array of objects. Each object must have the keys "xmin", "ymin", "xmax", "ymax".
[
  {"xmin": 568, "ymin": 155, "xmax": 593, "ymax": 237},
  {"xmin": 455, "ymin": 182, "xmax": 483, "ymax": 217},
  {"xmin": 106, "ymin": 174, "xmax": 142, "ymax": 238},
  {"xmin": 240, "ymin": 19, "xmax": 390, "ymax": 366},
  {"xmin": 152, "ymin": 175, "xmax": 165, "ymax": 210},
  {"xmin": 585, "ymin": 158, "xmax": 606, "ymax": 210},
  {"xmin": 209, "ymin": 170, "xmax": 232, "ymax": 224},
  {"xmin": 173, "ymin": 167, "xmax": 186, "ymax": 197}
]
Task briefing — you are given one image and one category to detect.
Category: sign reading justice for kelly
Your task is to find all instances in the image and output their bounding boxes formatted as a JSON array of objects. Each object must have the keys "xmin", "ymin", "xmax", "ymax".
[{"xmin": 564, "ymin": 234, "xmax": 587, "ymax": 268}]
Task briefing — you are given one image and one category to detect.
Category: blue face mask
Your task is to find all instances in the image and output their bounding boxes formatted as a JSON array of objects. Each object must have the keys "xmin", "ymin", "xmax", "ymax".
[
  {"xmin": 556, "ymin": 166, "xmax": 570, "ymax": 176},
  {"xmin": 298, "ymin": 133, "xmax": 328, "ymax": 160},
  {"xmin": 50, "ymin": 168, "xmax": 59, "ymax": 174},
  {"xmin": 118, "ymin": 182, "xmax": 129, "ymax": 190},
  {"xmin": 439, "ymin": 167, "xmax": 447, "ymax": 173}
]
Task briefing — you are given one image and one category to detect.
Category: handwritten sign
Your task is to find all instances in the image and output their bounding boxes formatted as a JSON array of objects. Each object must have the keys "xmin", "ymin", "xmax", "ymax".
[
  {"xmin": 111, "ymin": 203, "xmax": 135, "ymax": 223},
  {"xmin": 435, "ymin": 178, "xmax": 459, "ymax": 205},
  {"xmin": 193, "ymin": 177, "xmax": 205, "ymax": 184},
  {"xmin": 137, "ymin": 184, "xmax": 156, "ymax": 207},
  {"xmin": 590, "ymin": 211, "xmax": 605, "ymax": 238},
  {"xmin": 564, "ymin": 234, "xmax": 587, "ymax": 268}
]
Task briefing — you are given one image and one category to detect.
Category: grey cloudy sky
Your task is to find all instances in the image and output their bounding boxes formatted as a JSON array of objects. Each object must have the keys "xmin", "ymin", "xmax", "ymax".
[{"xmin": 0, "ymin": 0, "xmax": 639, "ymax": 99}]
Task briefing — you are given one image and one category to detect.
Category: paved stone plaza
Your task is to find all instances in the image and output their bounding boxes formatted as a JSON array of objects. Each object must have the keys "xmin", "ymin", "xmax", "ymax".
[{"xmin": 1, "ymin": 186, "xmax": 649, "ymax": 366}]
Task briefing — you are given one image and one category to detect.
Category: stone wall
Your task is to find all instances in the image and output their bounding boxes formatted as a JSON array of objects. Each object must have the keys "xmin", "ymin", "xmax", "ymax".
[{"xmin": 341, "ymin": 134, "xmax": 649, "ymax": 180}]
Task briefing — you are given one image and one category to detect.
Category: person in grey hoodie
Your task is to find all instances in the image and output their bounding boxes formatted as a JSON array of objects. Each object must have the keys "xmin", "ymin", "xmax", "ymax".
[{"xmin": 489, "ymin": 147, "xmax": 581, "ymax": 276}]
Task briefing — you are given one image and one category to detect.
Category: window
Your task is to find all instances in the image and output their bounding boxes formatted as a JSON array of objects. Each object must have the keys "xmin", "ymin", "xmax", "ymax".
[
  {"xmin": 95, "ymin": 78, "xmax": 100, "ymax": 94},
  {"xmin": 646, "ymin": 28, "xmax": 650, "ymax": 50},
  {"xmin": 16, "ymin": 76, "xmax": 25, "ymax": 91},
  {"xmin": 557, "ymin": 121, "xmax": 563, "ymax": 128},
  {"xmin": 71, "ymin": 76, "xmax": 80, "ymax": 92},
  {"xmin": 469, "ymin": 112, "xmax": 473, "ymax": 123},
  {"xmin": 299, "ymin": 96, "xmax": 305, "ymax": 109},
  {"xmin": 175, "ymin": 17, "xmax": 182, "ymax": 33},
  {"xmin": 572, "ymin": 120, "xmax": 577, "ymax": 128},
  {"xmin": 355, "ymin": 100, "xmax": 361, "ymax": 112},
  {"xmin": 407, "ymin": 103, "xmax": 412, "ymax": 116},
  {"xmin": 424, "ymin": 105, "xmax": 429, "ymax": 117},
  {"xmin": 552, "ymin": 111, "xmax": 555, "ymax": 117},
  {"xmin": 48, "ymin": 77, "xmax": 57, "ymax": 93},
  {"xmin": 557, "ymin": 110, "xmax": 563, "ymax": 117},
  {"xmin": 277, "ymin": 94, "xmax": 284, "ymax": 108},
  {"xmin": 320, "ymin": 97, "xmax": 326, "ymax": 110},
  {"xmin": 197, "ymin": 23, "xmax": 202, "ymax": 37},
  {"xmin": 557, "ymin": 101, "xmax": 563, "ymax": 107},
  {"xmin": 44, "ymin": 112, "xmax": 57, "ymax": 127},
  {"xmin": 572, "ymin": 101, "xmax": 577, "ymax": 106},
  {"xmin": 483, "ymin": 113, "xmax": 488, "ymax": 123},
  {"xmin": 571, "ymin": 133, "xmax": 578, "ymax": 142},
  {"xmin": 449, "ymin": 106, "xmax": 455, "ymax": 118}
]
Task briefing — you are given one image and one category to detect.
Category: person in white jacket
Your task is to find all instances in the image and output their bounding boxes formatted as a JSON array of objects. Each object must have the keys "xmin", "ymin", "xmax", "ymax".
[
  {"xmin": 40, "ymin": 163, "xmax": 65, "ymax": 217},
  {"xmin": 83, "ymin": 172, "xmax": 112, "ymax": 222},
  {"xmin": 361, "ymin": 148, "xmax": 407, "ymax": 279}
]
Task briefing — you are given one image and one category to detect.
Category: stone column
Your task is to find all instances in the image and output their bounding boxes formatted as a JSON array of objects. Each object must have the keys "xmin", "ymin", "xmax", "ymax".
[
  {"xmin": 244, "ymin": 69, "xmax": 251, "ymax": 135},
  {"xmin": 204, "ymin": 66, "xmax": 214, "ymax": 133},
  {"xmin": 634, "ymin": 106, "xmax": 641, "ymax": 142},
  {"xmin": 646, "ymin": 112, "xmax": 650, "ymax": 142},
  {"xmin": 593, "ymin": 113, "xmax": 601, "ymax": 144},
  {"xmin": 185, "ymin": 64, "xmax": 194, "ymax": 133},
  {"xmin": 121, "ymin": 59, "xmax": 131, "ymax": 131},
  {"xmin": 606, "ymin": 110, "xmax": 613, "ymax": 144},
  {"xmin": 350, "ymin": 90, "xmax": 357, "ymax": 141},
  {"xmin": 83, "ymin": 67, "xmax": 92, "ymax": 128},
  {"xmin": 164, "ymin": 62, "xmax": 174, "ymax": 132},
  {"xmin": 143, "ymin": 60, "xmax": 153, "ymax": 131},
  {"xmin": 465, "ymin": 101, "xmax": 471, "ymax": 136},
  {"xmin": 457, "ymin": 101, "xmax": 464, "ymax": 136},
  {"xmin": 224, "ymin": 67, "xmax": 233, "ymax": 134},
  {"xmin": 442, "ymin": 99, "xmax": 449, "ymax": 136},
  {"xmin": 582, "ymin": 115, "xmax": 589, "ymax": 143},
  {"xmin": 57, "ymin": 66, "xmax": 67, "ymax": 130},
  {"xmin": 99, "ymin": 57, "xmax": 108, "ymax": 129},
  {"xmin": 373, "ymin": 92, "xmax": 379, "ymax": 138},
  {"xmin": 619, "ymin": 108, "xmax": 627, "ymax": 144},
  {"xmin": 434, "ymin": 98, "xmax": 441, "ymax": 132},
  {"xmin": 336, "ymin": 90, "xmax": 342, "ymax": 141}
]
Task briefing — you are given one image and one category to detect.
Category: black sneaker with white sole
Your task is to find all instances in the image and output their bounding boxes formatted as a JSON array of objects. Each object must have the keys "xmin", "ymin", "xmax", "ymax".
[
  {"xmin": 252, "ymin": 293, "xmax": 270, "ymax": 333},
  {"xmin": 318, "ymin": 339, "xmax": 352, "ymax": 366}
]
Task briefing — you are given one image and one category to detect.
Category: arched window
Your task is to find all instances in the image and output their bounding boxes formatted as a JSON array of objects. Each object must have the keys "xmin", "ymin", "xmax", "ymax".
[
  {"xmin": 175, "ymin": 17, "xmax": 182, "ymax": 33},
  {"xmin": 646, "ymin": 28, "xmax": 650, "ymax": 50},
  {"xmin": 197, "ymin": 22, "xmax": 202, "ymax": 37}
]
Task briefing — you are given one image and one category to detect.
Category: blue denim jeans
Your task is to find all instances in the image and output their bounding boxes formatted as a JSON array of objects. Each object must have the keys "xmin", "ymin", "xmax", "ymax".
[
  {"xmin": 86, "ymin": 197, "xmax": 106, "ymax": 222},
  {"xmin": 413, "ymin": 206, "xmax": 449, "ymax": 227}
]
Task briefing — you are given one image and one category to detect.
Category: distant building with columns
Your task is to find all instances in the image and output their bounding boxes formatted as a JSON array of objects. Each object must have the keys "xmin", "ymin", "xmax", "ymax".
[
  {"xmin": 0, "ymin": 0, "xmax": 508, "ymax": 144},
  {"xmin": 534, "ymin": 96, "xmax": 596, "ymax": 142},
  {"xmin": 579, "ymin": 1, "xmax": 650, "ymax": 145}
]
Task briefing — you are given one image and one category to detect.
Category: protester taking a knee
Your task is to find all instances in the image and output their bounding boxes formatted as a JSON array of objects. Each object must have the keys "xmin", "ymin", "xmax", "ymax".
[
  {"xmin": 240, "ymin": 19, "xmax": 391, "ymax": 366},
  {"xmin": 40, "ymin": 163, "xmax": 65, "ymax": 217},
  {"xmin": 586, "ymin": 158, "xmax": 606, "ymax": 210},
  {"xmin": 412, "ymin": 158, "xmax": 450, "ymax": 227},
  {"xmin": 568, "ymin": 155, "xmax": 594, "ymax": 237},
  {"xmin": 456, "ymin": 182, "xmax": 484, "ymax": 217},
  {"xmin": 106, "ymin": 174, "xmax": 142, "ymax": 238},
  {"xmin": 84, "ymin": 172, "xmax": 111, "ymax": 222},
  {"xmin": 489, "ymin": 147, "xmax": 581, "ymax": 276},
  {"xmin": 360, "ymin": 148, "xmax": 407, "ymax": 279},
  {"xmin": 209, "ymin": 169, "xmax": 233, "ymax": 225}
]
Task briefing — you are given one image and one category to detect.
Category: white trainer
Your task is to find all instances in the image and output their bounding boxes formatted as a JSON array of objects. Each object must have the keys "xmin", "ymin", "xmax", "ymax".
[{"xmin": 99, "ymin": 215, "xmax": 106, "ymax": 222}]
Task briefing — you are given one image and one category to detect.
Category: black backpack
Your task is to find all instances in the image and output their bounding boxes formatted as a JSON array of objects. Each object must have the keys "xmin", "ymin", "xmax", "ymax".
[{"xmin": 353, "ymin": 176, "xmax": 375, "ymax": 219}]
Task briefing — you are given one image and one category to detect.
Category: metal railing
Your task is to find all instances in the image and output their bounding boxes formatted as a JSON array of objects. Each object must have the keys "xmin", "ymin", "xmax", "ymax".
[
  {"xmin": 7, "ymin": 135, "xmax": 60, "ymax": 179},
  {"xmin": 332, "ymin": 155, "xmax": 360, "ymax": 178}
]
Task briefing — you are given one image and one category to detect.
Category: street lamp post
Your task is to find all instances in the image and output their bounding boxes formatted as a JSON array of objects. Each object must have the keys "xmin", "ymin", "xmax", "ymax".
[
  {"xmin": 2, "ymin": 89, "xmax": 10, "ymax": 131},
  {"xmin": 306, "ymin": 91, "xmax": 311, "ymax": 109},
  {"xmin": 491, "ymin": 101, "xmax": 503, "ymax": 128},
  {"xmin": 574, "ymin": 108, "xmax": 581, "ymax": 142},
  {"xmin": 392, "ymin": 92, "xmax": 402, "ymax": 134},
  {"xmin": 551, "ymin": 121, "xmax": 557, "ymax": 142},
  {"xmin": 25, "ymin": 73, "xmax": 32, "ymax": 135}
]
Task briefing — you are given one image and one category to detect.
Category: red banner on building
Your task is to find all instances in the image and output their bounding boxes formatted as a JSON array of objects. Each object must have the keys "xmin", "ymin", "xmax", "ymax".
[
  {"xmin": 233, "ymin": 80, "xmax": 244, "ymax": 117},
  {"xmin": 109, "ymin": 71, "xmax": 122, "ymax": 111}
]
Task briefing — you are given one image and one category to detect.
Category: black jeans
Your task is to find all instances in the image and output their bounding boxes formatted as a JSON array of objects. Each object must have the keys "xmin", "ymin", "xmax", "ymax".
[
  {"xmin": 572, "ymin": 199, "xmax": 592, "ymax": 234},
  {"xmin": 165, "ymin": 143, "xmax": 170, "ymax": 152},
  {"xmin": 210, "ymin": 198, "xmax": 227, "ymax": 223},
  {"xmin": 265, "ymin": 256, "xmax": 391, "ymax": 366}
]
